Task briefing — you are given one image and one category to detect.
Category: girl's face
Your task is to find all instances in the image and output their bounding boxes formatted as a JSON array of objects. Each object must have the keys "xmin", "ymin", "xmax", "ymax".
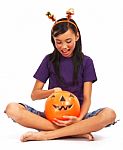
[{"xmin": 53, "ymin": 29, "xmax": 79, "ymax": 58}]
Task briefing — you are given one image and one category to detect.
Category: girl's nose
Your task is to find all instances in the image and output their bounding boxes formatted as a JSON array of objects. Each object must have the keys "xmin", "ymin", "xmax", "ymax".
[{"xmin": 62, "ymin": 43, "xmax": 68, "ymax": 49}]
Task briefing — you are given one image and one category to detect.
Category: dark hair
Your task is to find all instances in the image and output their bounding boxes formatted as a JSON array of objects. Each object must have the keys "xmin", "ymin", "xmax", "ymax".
[{"xmin": 49, "ymin": 18, "xmax": 83, "ymax": 86}]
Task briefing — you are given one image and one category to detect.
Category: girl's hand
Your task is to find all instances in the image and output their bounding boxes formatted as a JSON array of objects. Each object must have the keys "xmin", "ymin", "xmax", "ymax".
[
  {"xmin": 54, "ymin": 87, "xmax": 62, "ymax": 92},
  {"xmin": 52, "ymin": 116, "xmax": 80, "ymax": 127}
]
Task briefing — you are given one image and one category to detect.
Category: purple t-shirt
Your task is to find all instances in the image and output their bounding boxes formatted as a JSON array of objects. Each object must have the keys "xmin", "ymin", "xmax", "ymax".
[{"xmin": 33, "ymin": 54, "xmax": 97, "ymax": 105}]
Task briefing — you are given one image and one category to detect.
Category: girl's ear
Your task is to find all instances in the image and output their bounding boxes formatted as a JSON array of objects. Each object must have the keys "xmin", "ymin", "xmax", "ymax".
[{"xmin": 75, "ymin": 32, "xmax": 80, "ymax": 41}]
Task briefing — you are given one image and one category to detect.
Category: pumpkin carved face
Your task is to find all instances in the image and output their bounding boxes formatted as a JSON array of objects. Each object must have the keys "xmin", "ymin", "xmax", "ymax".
[{"xmin": 45, "ymin": 91, "xmax": 80, "ymax": 122}]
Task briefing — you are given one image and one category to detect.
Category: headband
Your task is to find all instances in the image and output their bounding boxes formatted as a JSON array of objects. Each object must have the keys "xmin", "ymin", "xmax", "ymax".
[{"xmin": 46, "ymin": 8, "xmax": 78, "ymax": 31}]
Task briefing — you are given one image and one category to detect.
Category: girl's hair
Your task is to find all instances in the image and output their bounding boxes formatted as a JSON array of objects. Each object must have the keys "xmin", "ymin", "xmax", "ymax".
[{"xmin": 49, "ymin": 18, "xmax": 83, "ymax": 86}]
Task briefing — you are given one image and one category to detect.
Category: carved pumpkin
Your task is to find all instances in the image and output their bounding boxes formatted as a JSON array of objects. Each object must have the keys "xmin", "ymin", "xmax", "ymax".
[{"xmin": 45, "ymin": 91, "xmax": 80, "ymax": 122}]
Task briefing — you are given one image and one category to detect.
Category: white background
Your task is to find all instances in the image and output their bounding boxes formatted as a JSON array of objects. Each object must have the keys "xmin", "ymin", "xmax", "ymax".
[{"xmin": 0, "ymin": 0, "xmax": 123, "ymax": 149}]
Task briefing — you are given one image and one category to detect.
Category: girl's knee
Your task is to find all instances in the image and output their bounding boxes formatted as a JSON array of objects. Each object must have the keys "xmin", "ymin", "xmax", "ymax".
[
  {"xmin": 104, "ymin": 107, "xmax": 116, "ymax": 120},
  {"xmin": 5, "ymin": 102, "xmax": 16, "ymax": 114},
  {"xmin": 100, "ymin": 107, "xmax": 116, "ymax": 124},
  {"xmin": 5, "ymin": 102, "xmax": 25, "ymax": 119}
]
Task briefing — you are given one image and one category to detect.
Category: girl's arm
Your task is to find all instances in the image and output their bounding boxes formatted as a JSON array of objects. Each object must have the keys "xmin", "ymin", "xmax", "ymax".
[
  {"xmin": 31, "ymin": 80, "xmax": 62, "ymax": 100},
  {"xmin": 78, "ymin": 82, "xmax": 92, "ymax": 120}
]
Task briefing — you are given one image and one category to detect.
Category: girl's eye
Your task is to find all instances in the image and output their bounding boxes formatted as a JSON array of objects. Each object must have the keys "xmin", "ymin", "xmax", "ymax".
[
  {"xmin": 56, "ymin": 42, "xmax": 62, "ymax": 44},
  {"xmin": 66, "ymin": 39, "xmax": 72, "ymax": 43},
  {"xmin": 55, "ymin": 40, "xmax": 62, "ymax": 44}
]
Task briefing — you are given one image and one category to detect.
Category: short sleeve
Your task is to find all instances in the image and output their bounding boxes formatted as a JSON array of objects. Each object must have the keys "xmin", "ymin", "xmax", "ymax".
[
  {"xmin": 33, "ymin": 55, "xmax": 50, "ymax": 83},
  {"xmin": 83, "ymin": 56, "xmax": 97, "ymax": 83}
]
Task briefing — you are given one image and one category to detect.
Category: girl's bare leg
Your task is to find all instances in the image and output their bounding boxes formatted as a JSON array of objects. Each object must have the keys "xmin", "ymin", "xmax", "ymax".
[
  {"xmin": 5, "ymin": 103, "xmax": 93, "ymax": 140},
  {"xmin": 5, "ymin": 103, "xmax": 58, "ymax": 131},
  {"xmin": 20, "ymin": 108, "xmax": 116, "ymax": 142}
]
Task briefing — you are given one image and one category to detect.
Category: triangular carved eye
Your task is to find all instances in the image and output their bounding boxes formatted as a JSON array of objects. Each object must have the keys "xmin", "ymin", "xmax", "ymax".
[{"xmin": 70, "ymin": 94, "xmax": 74, "ymax": 98}]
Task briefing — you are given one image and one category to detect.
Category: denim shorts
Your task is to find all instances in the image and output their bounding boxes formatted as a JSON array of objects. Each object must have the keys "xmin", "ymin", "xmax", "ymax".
[
  {"xmin": 19, "ymin": 103, "xmax": 117, "ymax": 127},
  {"xmin": 19, "ymin": 103, "xmax": 103, "ymax": 119}
]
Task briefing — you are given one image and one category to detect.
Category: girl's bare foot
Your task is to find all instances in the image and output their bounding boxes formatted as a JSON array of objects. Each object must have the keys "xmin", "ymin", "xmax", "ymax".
[
  {"xmin": 72, "ymin": 133, "xmax": 94, "ymax": 141},
  {"xmin": 20, "ymin": 131, "xmax": 47, "ymax": 142},
  {"xmin": 20, "ymin": 131, "xmax": 94, "ymax": 142}
]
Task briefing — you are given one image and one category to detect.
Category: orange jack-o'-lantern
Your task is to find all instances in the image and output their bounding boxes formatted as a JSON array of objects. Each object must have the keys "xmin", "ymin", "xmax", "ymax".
[{"xmin": 45, "ymin": 91, "xmax": 80, "ymax": 122}]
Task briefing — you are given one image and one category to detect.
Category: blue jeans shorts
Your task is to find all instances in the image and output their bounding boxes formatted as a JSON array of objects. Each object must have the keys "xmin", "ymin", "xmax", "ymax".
[
  {"xmin": 19, "ymin": 103, "xmax": 117, "ymax": 127},
  {"xmin": 19, "ymin": 103, "xmax": 103, "ymax": 119}
]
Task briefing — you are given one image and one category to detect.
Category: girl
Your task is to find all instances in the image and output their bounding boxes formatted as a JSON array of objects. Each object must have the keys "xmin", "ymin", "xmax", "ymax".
[{"xmin": 5, "ymin": 9, "xmax": 116, "ymax": 142}]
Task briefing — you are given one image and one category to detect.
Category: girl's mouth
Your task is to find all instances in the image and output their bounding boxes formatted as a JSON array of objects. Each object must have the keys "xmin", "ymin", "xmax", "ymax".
[{"xmin": 61, "ymin": 49, "xmax": 70, "ymax": 54}]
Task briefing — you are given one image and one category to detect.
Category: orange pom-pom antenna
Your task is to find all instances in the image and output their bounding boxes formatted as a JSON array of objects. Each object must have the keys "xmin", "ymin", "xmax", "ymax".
[
  {"xmin": 66, "ymin": 8, "xmax": 74, "ymax": 20},
  {"xmin": 46, "ymin": 8, "xmax": 78, "ymax": 32},
  {"xmin": 46, "ymin": 12, "xmax": 56, "ymax": 22}
]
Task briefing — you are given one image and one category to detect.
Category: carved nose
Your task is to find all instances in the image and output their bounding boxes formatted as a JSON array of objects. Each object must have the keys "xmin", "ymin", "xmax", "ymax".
[{"xmin": 60, "ymin": 96, "xmax": 65, "ymax": 101}]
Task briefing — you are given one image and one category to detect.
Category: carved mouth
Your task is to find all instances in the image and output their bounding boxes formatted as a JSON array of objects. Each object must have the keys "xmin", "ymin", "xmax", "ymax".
[{"xmin": 53, "ymin": 105, "xmax": 72, "ymax": 110}]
